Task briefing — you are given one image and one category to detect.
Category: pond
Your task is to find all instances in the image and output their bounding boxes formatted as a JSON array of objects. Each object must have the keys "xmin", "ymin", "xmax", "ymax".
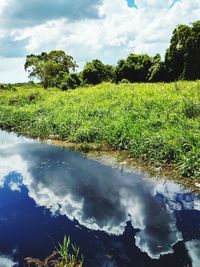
[{"xmin": 0, "ymin": 130, "xmax": 200, "ymax": 267}]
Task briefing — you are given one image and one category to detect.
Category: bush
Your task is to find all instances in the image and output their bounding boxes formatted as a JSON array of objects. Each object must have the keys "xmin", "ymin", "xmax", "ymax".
[
  {"xmin": 0, "ymin": 84, "xmax": 16, "ymax": 91},
  {"xmin": 184, "ymin": 101, "xmax": 200, "ymax": 118},
  {"xmin": 60, "ymin": 73, "xmax": 82, "ymax": 90},
  {"xmin": 82, "ymin": 59, "xmax": 115, "ymax": 85}
]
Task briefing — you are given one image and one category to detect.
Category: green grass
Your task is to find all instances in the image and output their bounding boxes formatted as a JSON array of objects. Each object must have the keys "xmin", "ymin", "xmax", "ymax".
[
  {"xmin": 0, "ymin": 81, "xmax": 200, "ymax": 179},
  {"xmin": 25, "ymin": 235, "xmax": 84, "ymax": 266}
]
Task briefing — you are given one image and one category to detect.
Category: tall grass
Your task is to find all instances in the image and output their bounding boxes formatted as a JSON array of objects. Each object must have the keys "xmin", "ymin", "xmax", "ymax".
[
  {"xmin": 25, "ymin": 235, "xmax": 84, "ymax": 267},
  {"xmin": 0, "ymin": 82, "xmax": 199, "ymax": 179}
]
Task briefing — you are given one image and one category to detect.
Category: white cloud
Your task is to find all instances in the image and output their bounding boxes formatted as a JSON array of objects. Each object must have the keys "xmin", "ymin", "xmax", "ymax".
[
  {"xmin": 185, "ymin": 240, "xmax": 200, "ymax": 267},
  {"xmin": 1, "ymin": 0, "xmax": 200, "ymax": 82},
  {"xmin": 11, "ymin": 0, "xmax": 200, "ymax": 61},
  {"xmin": 0, "ymin": 255, "xmax": 17, "ymax": 267},
  {"xmin": 0, "ymin": 1, "xmax": 8, "ymax": 16},
  {"xmin": 9, "ymin": 180, "xmax": 22, "ymax": 192},
  {"xmin": 0, "ymin": 57, "xmax": 28, "ymax": 83}
]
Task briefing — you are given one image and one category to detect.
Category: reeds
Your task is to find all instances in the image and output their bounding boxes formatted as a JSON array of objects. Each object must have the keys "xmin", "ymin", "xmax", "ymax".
[{"xmin": 25, "ymin": 236, "xmax": 84, "ymax": 267}]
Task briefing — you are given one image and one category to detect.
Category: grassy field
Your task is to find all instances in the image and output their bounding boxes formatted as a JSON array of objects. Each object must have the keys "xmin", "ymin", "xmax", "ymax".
[{"xmin": 0, "ymin": 82, "xmax": 200, "ymax": 180}]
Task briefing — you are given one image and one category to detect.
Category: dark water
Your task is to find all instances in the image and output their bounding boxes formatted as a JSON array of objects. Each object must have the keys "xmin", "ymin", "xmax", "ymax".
[{"xmin": 0, "ymin": 130, "xmax": 200, "ymax": 267}]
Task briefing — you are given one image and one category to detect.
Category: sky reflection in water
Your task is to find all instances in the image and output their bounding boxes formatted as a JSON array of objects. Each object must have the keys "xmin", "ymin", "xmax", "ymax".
[{"xmin": 0, "ymin": 130, "xmax": 200, "ymax": 267}]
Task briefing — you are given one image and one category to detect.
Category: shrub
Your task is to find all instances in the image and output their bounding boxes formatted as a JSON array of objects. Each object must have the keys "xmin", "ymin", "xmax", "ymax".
[
  {"xmin": 0, "ymin": 84, "xmax": 16, "ymax": 91},
  {"xmin": 184, "ymin": 101, "xmax": 200, "ymax": 118}
]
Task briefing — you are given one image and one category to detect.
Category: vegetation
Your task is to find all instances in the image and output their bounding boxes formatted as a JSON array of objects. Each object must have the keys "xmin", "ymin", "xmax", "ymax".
[
  {"xmin": 0, "ymin": 83, "xmax": 16, "ymax": 91},
  {"xmin": 24, "ymin": 21, "xmax": 200, "ymax": 89},
  {"xmin": 165, "ymin": 21, "xmax": 200, "ymax": 81},
  {"xmin": 25, "ymin": 235, "xmax": 84, "ymax": 267},
  {"xmin": 1, "ymin": 21, "xmax": 200, "ymax": 183},
  {"xmin": 0, "ymin": 81, "xmax": 199, "ymax": 180},
  {"xmin": 115, "ymin": 54, "xmax": 155, "ymax": 83},
  {"xmin": 24, "ymin": 50, "xmax": 77, "ymax": 89},
  {"xmin": 82, "ymin": 59, "xmax": 115, "ymax": 85}
]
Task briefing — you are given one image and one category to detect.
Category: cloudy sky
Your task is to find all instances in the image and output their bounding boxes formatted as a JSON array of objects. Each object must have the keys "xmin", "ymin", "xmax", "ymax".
[{"xmin": 0, "ymin": 0, "xmax": 200, "ymax": 83}]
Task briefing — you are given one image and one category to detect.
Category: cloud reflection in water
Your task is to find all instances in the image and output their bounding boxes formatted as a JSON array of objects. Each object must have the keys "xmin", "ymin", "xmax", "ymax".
[
  {"xmin": 0, "ymin": 130, "xmax": 200, "ymax": 260},
  {"xmin": 0, "ymin": 254, "xmax": 17, "ymax": 267}
]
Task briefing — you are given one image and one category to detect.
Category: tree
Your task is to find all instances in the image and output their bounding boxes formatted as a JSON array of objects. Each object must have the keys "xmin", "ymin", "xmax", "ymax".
[
  {"xmin": 60, "ymin": 73, "xmax": 81, "ymax": 90},
  {"xmin": 115, "ymin": 54, "xmax": 153, "ymax": 83},
  {"xmin": 24, "ymin": 50, "xmax": 77, "ymax": 88},
  {"xmin": 82, "ymin": 59, "xmax": 115, "ymax": 85},
  {"xmin": 147, "ymin": 54, "xmax": 169, "ymax": 82},
  {"xmin": 165, "ymin": 21, "xmax": 200, "ymax": 81}
]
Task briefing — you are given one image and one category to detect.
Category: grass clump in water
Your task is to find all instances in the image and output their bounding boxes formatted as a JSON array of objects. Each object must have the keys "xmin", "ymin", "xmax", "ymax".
[{"xmin": 25, "ymin": 235, "xmax": 84, "ymax": 267}]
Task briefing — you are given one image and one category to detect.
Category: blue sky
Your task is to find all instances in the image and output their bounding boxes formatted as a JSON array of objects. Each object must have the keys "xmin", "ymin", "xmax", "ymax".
[
  {"xmin": 0, "ymin": 0, "xmax": 199, "ymax": 83},
  {"xmin": 127, "ymin": 0, "xmax": 137, "ymax": 8}
]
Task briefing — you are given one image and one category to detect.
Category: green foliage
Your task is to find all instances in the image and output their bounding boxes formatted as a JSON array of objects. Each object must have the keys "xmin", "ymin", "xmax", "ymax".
[
  {"xmin": 82, "ymin": 59, "xmax": 115, "ymax": 85},
  {"xmin": 116, "ymin": 54, "xmax": 153, "ymax": 83},
  {"xmin": 57, "ymin": 235, "xmax": 84, "ymax": 267},
  {"xmin": 60, "ymin": 73, "xmax": 82, "ymax": 90},
  {"xmin": 165, "ymin": 21, "xmax": 200, "ymax": 81},
  {"xmin": 22, "ymin": 20, "xmax": 200, "ymax": 90},
  {"xmin": 24, "ymin": 50, "xmax": 77, "ymax": 88},
  {"xmin": 0, "ymin": 84, "xmax": 16, "ymax": 91},
  {"xmin": 0, "ymin": 81, "xmax": 200, "ymax": 180},
  {"xmin": 25, "ymin": 235, "xmax": 83, "ymax": 267},
  {"xmin": 147, "ymin": 55, "xmax": 169, "ymax": 82},
  {"xmin": 184, "ymin": 100, "xmax": 200, "ymax": 118}
]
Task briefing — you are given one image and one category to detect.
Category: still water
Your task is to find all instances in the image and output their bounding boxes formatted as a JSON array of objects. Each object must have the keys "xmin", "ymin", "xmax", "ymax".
[{"xmin": 0, "ymin": 130, "xmax": 200, "ymax": 267}]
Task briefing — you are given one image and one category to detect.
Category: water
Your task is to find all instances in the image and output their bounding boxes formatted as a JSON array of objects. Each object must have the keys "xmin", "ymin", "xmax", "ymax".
[{"xmin": 0, "ymin": 130, "xmax": 200, "ymax": 267}]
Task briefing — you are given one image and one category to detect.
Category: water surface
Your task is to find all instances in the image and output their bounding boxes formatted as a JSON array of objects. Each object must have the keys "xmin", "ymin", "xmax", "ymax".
[{"xmin": 0, "ymin": 130, "xmax": 200, "ymax": 267}]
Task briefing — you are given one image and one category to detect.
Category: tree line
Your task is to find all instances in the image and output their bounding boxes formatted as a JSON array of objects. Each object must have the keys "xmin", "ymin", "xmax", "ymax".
[{"xmin": 25, "ymin": 21, "xmax": 200, "ymax": 89}]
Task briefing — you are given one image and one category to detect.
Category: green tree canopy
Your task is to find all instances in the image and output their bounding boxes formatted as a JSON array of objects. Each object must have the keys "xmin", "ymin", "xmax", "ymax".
[
  {"xmin": 115, "ymin": 54, "xmax": 153, "ymax": 83},
  {"xmin": 23, "ymin": 20, "xmax": 200, "ymax": 89},
  {"xmin": 59, "ymin": 73, "xmax": 81, "ymax": 90},
  {"xmin": 165, "ymin": 21, "xmax": 200, "ymax": 81},
  {"xmin": 24, "ymin": 50, "xmax": 77, "ymax": 88},
  {"xmin": 82, "ymin": 59, "xmax": 115, "ymax": 85},
  {"xmin": 147, "ymin": 54, "xmax": 169, "ymax": 82}
]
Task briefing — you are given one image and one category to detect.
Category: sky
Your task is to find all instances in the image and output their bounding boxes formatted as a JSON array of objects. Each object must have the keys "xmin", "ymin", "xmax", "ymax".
[{"xmin": 0, "ymin": 0, "xmax": 200, "ymax": 83}]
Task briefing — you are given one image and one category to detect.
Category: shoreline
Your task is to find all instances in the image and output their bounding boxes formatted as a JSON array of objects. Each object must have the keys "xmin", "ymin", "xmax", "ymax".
[
  {"xmin": 0, "ymin": 82, "xmax": 200, "ymax": 194},
  {"xmin": 1, "ymin": 127, "xmax": 200, "ymax": 194},
  {"xmin": 45, "ymin": 137, "xmax": 200, "ymax": 195}
]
